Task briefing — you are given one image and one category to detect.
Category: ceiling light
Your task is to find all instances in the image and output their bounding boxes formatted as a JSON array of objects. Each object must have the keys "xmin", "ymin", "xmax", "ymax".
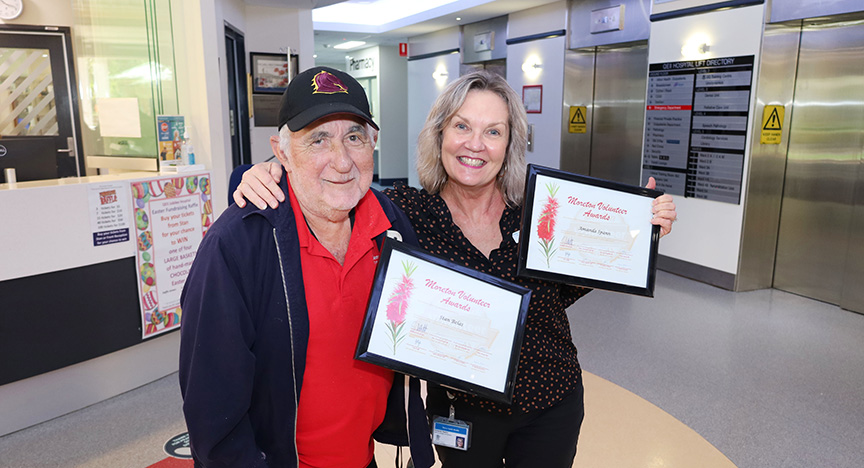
[
  {"xmin": 333, "ymin": 40, "xmax": 367, "ymax": 50},
  {"xmin": 456, "ymin": 17, "xmax": 461, "ymax": 21},
  {"xmin": 314, "ymin": 0, "xmax": 462, "ymax": 28}
]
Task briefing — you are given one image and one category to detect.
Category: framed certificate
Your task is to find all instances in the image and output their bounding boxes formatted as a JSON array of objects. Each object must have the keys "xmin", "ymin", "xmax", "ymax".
[
  {"xmin": 517, "ymin": 164, "xmax": 663, "ymax": 297},
  {"xmin": 356, "ymin": 238, "xmax": 532, "ymax": 404}
]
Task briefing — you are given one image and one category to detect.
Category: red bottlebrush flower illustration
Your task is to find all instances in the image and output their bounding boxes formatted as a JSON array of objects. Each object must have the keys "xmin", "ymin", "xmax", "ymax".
[
  {"xmin": 536, "ymin": 182, "xmax": 560, "ymax": 267},
  {"xmin": 385, "ymin": 260, "xmax": 417, "ymax": 354}
]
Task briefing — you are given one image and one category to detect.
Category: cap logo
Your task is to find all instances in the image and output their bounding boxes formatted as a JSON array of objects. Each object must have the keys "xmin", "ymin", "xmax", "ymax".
[{"xmin": 311, "ymin": 71, "xmax": 349, "ymax": 94}]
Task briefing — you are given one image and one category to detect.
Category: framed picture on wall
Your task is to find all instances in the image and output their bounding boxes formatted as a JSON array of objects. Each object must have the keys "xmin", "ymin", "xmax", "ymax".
[
  {"xmin": 251, "ymin": 52, "xmax": 290, "ymax": 94},
  {"xmin": 522, "ymin": 85, "xmax": 542, "ymax": 113}
]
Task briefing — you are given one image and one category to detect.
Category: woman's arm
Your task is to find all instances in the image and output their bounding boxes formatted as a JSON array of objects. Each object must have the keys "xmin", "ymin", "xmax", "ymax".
[
  {"xmin": 232, "ymin": 162, "xmax": 284, "ymax": 209},
  {"xmin": 235, "ymin": 165, "xmax": 678, "ymax": 238}
]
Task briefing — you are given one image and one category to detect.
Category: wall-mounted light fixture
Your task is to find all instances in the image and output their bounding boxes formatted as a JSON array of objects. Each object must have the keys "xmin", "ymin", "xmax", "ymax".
[
  {"xmin": 521, "ymin": 55, "xmax": 543, "ymax": 79},
  {"xmin": 432, "ymin": 65, "xmax": 449, "ymax": 85},
  {"xmin": 681, "ymin": 33, "xmax": 712, "ymax": 59}
]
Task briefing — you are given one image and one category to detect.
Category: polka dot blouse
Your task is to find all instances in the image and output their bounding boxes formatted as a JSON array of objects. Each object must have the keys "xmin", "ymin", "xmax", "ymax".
[{"xmin": 384, "ymin": 183, "xmax": 591, "ymax": 414}]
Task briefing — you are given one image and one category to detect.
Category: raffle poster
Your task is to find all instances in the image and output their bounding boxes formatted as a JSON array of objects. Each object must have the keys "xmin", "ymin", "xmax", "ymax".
[{"xmin": 131, "ymin": 173, "xmax": 212, "ymax": 338}]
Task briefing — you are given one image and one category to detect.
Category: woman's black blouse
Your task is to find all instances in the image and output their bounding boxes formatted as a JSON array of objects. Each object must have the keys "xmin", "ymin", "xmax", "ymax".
[{"xmin": 384, "ymin": 183, "xmax": 591, "ymax": 414}]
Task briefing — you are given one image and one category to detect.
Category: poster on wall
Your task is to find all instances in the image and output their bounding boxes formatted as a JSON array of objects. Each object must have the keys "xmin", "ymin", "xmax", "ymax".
[
  {"xmin": 88, "ymin": 182, "xmax": 131, "ymax": 246},
  {"xmin": 157, "ymin": 115, "xmax": 185, "ymax": 166},
  {"xmin": 641, "ymin": 55, "xmax": 754, "ymax": 204},
  {"xmin": 131, "ymin": 173, "xmax": 213, "ymax": 338}
]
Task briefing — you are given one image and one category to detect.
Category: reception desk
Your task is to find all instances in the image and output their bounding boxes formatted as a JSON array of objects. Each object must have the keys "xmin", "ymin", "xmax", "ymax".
[{"xmin": 0, "ymin": 172, "xmax": 210, "ymax": 436}]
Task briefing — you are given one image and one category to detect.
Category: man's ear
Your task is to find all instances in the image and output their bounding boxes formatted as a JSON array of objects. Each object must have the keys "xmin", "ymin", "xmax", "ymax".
[{"xmin": 270, "ymin": 135, "xmax": 290, "ymax": 170}]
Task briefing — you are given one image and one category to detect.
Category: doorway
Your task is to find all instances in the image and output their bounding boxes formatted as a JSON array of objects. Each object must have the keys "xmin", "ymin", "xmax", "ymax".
[
  {"xmin": 561, "ymin": 44, "xmax": 648, "ymax": 186},
  {"xmin": 772, "ymin": 16, "xmax": 864, "ymax": 314},
  {"xmin": 224, "ymin": 23, "xmax": 251, "ymax": 169},
  {"xmin": 0, "ymin": 26, "xmax": 84, "ymax": 181}
]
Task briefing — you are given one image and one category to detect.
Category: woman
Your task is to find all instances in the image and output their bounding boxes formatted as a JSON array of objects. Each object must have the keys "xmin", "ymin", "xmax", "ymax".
[{"xmin": 235, "ymin": 70, "xmax": 677, "ymax": 467}]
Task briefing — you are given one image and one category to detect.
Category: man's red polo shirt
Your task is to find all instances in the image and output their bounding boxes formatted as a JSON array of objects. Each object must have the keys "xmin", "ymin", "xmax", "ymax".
[{"xmin": 288, "ymin": 181, "xmax": 394, "ymax": 468}]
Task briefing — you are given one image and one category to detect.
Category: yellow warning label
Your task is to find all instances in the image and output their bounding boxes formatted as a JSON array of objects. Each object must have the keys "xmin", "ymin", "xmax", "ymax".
[
  {"xmin": 569, "ymin": 106, "xmax": 587, "ymax": 134},
  {"xmin": 760, "ymin": 105, "xmax": 784, "ymax": 144}
]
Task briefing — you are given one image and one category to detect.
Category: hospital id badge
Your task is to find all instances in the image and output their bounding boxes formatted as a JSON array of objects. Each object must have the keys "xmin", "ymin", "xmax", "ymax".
[{"xmin": 432, "ymin": 416, "xmax": 471, "ymax": 451}]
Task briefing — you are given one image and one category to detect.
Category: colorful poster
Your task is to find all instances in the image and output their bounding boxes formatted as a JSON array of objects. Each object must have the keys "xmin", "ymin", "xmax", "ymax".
[
  {"xmin": 88, "ymin": 182, "xmax": 131, "ymax": 246},
  {"xmin": 131, "ymin": 173, "xmax": 213, "ymax": 338},
  {"xmin": 157, "ymin": 115, "xmax": 185, "ymax": 166}
]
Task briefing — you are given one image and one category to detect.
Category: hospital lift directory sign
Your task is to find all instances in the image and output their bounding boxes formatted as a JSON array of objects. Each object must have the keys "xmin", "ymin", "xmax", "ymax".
[{"xmin": 641, "ymin": 55, "xmax": 755, "ymax": 204}]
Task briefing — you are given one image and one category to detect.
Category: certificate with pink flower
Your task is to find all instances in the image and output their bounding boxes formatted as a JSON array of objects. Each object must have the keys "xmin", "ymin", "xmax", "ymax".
[
  {"xmin": 517, "ymin": 164, "xmax": 663, "ymax": 297},
  {"xmin": 357, "ymin": 239, "xmax": 532, "ymax": 404}
]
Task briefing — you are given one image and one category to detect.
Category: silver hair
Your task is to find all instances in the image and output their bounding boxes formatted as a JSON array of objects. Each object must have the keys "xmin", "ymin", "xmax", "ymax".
[
  {"xmin": 277, "ymin": 122, "xmax": 378, "ymax": 156},
  {"xmin": 416, "ymin": 70, "xmax": 528, "ymax": 207}
]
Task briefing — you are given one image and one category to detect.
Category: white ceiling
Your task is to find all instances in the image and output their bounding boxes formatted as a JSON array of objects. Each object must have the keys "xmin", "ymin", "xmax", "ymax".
[{"xmin": 246, "ymin": 0, "xmax": 561, "ymax": 65}]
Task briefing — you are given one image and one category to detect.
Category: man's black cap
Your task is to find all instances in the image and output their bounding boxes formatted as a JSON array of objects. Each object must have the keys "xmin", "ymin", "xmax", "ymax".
[{"xmin": 277, "ymin": 66, "xmax": 378, "ymax": 132}]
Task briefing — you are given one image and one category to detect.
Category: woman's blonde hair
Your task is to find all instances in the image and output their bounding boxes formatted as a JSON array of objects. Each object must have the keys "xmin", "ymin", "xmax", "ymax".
[{"xmin": 416, "ymin": 70, "xmax": 528, "ymax": 207}]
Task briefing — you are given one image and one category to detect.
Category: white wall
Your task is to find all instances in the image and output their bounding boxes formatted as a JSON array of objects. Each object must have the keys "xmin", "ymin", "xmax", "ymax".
[
  {"xmin": 345, "ymin": 46, "xmax": 409, "ymax": 182},
  {"xmin": 646, "ymin": 5, "xmax": 766, "ymax": 274},
  {"xmin": 186, "ymin": 0, "xmax": 314, "ymax": 216},
  {"xmin": 377, "ymin": 45, "xmax": 408, "ymax": 181},
  {"xmin": 506, "ymin": 3, "xmax": 568, "ymax": 170},
  {"xmin": 506, "ymin": 35, "xmax": 567, "ymax": 170},
  {"xmin": 408, "ymin": 26, "xmax": 460, "ymax": 57},
  {"xmin": 406, "ymin": 27, "xmax": 461, "ymax": 188},
  {"xmin": 406, "ymin": 52, "xmax": 461, "ymax": 188},
  {"xmin": 508, "ymin": 0, "xmax": 567, "ymax": 38},
  {"xmin": 245, "ymin": 5, "xmax": 315, "ymax": 165}
]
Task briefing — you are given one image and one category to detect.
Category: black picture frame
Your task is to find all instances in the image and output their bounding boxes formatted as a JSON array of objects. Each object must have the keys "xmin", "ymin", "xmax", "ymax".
[
  {"xmin": 356, "ymin": 238, "xmax": 532, "ymax": 404},
  {"xmin": 517, "ymin": 164, "xmax": 663, "ymax": 297},
  {"xmin": 250, "ymin": 52, "xmax": 291, "ymax": 94}
]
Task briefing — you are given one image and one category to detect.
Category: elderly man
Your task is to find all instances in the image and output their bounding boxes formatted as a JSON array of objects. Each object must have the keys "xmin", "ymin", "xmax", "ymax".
[{"xmin": 179, "ymin": 67, "xmax": 434, "ymax": 468}]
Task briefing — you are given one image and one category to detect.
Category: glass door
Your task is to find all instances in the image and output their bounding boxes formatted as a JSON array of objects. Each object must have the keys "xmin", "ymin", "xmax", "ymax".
[{"xmin": 0, "ymin": 28, "xmax": 83, "ymax": 181}]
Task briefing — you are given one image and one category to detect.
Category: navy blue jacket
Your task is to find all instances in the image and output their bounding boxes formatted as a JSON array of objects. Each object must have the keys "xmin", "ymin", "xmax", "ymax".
[{"xmin": 179, "ymin": 179, "xmax": 434, "ymax": 468}]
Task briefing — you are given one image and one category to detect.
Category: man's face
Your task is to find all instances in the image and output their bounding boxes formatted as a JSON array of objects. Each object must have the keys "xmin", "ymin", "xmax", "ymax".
[{"xmin": 272, "ymin": 115, "xmax": 376, "ymax": 221}]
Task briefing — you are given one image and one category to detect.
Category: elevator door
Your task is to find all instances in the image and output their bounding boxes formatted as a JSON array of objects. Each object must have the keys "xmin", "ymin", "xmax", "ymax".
[
  {"xmin": 591, "ymin": 45, "xmax": 649, "ymax": 186},
  {"xmin": 773, "ymin": 18, "xmax": 864, "ymax": 314},
  {"xmin": 561, "ymin": 44, "xmax": 648, "ymax": 185}
]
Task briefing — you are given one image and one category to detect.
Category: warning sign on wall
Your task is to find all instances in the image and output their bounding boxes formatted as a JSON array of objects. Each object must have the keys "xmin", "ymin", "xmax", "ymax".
[
  {"xmin": 569, "ymin": 106, "xmax": 587, "ymax": 133},
  {"xmin": 760, "ymin": 105, "xmax": 784, "ymax": 144}
]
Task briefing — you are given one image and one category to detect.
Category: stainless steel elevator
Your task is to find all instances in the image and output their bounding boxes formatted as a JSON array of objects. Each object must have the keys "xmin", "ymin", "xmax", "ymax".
[
  {"xmin": 772, "ymin": 15, "xmax": 864, "ymax": 314},
  {"xmin": 561, "ymin": 44, "xmax": 648, "ymax": 186}
]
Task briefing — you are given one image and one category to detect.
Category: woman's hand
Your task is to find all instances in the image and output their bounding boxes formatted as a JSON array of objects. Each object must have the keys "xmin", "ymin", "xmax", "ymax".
[
  {"xmin": 232, "ymin": 162, "xmax": 285, "ymax": 209},
  {"xmin": 646, "ymin": 177, "xmax": 677, "ymax": 238}
]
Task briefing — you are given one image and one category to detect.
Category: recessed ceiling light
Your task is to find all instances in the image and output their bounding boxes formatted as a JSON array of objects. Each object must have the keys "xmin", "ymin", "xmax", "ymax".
[
  {"xmin": 333, "ymin": 40, "xmax": 367, "ymax": 50},
  {"xmin": 314, "ymin": 0, "xmax": 463, "ymax": 28}
]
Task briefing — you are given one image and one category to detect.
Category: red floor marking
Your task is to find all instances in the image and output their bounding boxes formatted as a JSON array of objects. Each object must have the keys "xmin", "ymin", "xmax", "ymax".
[{"xmin": 146, "ymin": 457, "xmax": 194, "ymax": 467}]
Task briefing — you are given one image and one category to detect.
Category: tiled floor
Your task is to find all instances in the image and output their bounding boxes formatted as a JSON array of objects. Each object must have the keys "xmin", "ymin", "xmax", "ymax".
[{"xmin": 1, "ymin": 271, "xmax": 862, "ymax": 467}]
